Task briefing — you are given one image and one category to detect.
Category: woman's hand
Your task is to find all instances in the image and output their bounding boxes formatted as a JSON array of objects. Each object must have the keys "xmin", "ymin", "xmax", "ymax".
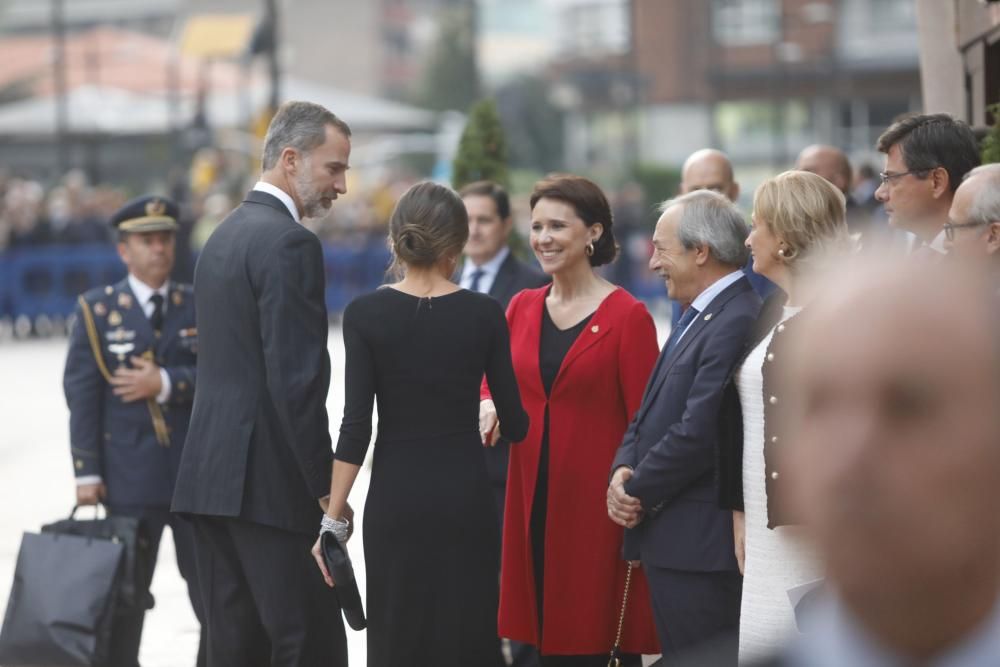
[
  {"xmin": 733, "ymin": 510, "xmax": 746, "ymax": 575},
  {"xmin": 479, "ymin": 399, "xmax": 500, "ymax": 446},
  {"xmin": 311, "ymin": 535, "xmax": 335, "ymax": 588}
]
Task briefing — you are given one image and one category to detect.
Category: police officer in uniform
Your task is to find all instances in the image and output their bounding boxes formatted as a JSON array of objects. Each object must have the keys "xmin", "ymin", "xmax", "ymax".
[{"xmin": 63, "ymin": 195, "xmax": 205, "ymax": 666}]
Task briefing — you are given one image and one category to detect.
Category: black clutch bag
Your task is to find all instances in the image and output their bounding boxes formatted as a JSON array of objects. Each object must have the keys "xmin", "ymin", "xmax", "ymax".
[{"xmin": 320, "ymin": 532, "xmax": 366, "ymax": 631}]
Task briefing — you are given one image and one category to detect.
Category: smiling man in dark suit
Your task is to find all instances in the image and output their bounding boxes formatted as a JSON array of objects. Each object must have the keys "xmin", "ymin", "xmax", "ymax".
[
  {"xmin": 607, "ymin": 190, "xmax": 761, "ymax": 663},
  {"xmin": 172, "ymin": 100, "xmax": 350, "ymax": 667}
]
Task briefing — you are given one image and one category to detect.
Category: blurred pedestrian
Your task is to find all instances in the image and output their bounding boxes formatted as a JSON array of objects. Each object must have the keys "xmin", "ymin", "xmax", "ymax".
[
  {"xmin": 608, "ymin": 190, "xmax": 760, "ymax": 663},
  {"xmin": 717, "ymin": 171, "xmax": 849, "ymax": 663},
  {"xmin": 769, "ymin": 260, "xmax": 1000, "ymax": 666},
  {"xmin": 485, "ymin": 174, "xmax": 661, "ymax": 665},
  {"xmin": 172, "ymin": 100, "xmax": 351, "ymax": 667},
  {"xmin": 63, "ymin": 194, "xmax": 205, "ymax": 667}
]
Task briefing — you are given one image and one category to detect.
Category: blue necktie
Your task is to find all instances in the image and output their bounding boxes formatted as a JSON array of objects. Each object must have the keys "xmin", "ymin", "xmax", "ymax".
[
  {"xmin": 663, "ymin": 305, "xmax": 700, "ymax": 357},
  {"xmin": 469, "ymin": 268, "xmax": 486, "ymax": 293}
]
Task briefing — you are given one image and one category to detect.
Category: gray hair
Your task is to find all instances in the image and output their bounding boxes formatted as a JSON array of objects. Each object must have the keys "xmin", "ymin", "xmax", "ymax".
[
  {"xmin": 659, "ymin": 190, "xmax": 750, "ymax": 268},
  {"xmin": 962, "ymin": 164, "xmax": 1000, "ymax": 226},
  {"xmin": 261, "ymin": 100, "xmax": 352, "ymax": 170}
]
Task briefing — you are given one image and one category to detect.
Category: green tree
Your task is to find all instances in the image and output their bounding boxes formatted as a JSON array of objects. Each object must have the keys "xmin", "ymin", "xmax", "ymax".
[
  {"xmin": 452, "ymin": 98, "xmax": 510, "ymax": 190},
  {"xmin": 415, "ymin": 5, "xmax": 480, "ymax": 113},
  {"xmin": 982, "ymin": 103, "xmax": 1000, "ymax": 164}
]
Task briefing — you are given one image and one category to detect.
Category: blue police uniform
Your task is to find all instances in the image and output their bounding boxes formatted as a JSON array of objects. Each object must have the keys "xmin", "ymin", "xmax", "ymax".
[{"xmin": 62, "ymin": 195, "xmax": 205, "ymax": 667}]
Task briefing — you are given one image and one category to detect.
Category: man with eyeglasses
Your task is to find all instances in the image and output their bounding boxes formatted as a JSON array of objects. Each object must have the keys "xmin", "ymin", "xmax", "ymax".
[
  {"xmin": 945, "ymin": 164, "xmax": 1000, "ymax": 281},
  {"xmin": 874, "ymin": 113, "xmax": 980, "ymax": 259}
]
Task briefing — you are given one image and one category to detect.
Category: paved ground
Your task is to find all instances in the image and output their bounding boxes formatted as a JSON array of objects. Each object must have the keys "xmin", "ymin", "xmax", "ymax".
[
  {"xmin": 0, "ymin": 331, "xmax": 371, "ymax": 666},
  {"xmin": 0, "ymin": 321, "xmax": 668, "ymax": 666}
]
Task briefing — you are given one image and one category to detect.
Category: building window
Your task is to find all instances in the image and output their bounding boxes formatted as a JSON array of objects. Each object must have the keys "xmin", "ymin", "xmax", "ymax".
[{"xmin": 712, "ymin": 0, "xmax": 780, "ymax": 47}]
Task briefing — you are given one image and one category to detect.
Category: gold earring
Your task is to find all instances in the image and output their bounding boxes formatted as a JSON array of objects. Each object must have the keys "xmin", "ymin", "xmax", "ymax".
[{"xmin": 586, "ymin": 242, "xmax": 595, "ymax": 257}]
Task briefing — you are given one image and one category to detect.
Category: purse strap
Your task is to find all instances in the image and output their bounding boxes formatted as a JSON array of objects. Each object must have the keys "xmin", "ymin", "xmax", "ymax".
[{"xmin": 608, "ymin": 562, "xmax": 634, "ymax": 667}]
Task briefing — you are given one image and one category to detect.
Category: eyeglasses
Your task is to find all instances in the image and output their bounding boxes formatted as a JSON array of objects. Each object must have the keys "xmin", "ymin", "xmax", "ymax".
[
  {"xmin": 878, "ymin": 168, "xmax": 934, "ymax": 186},
  {"xmin": 943, "ymin": 220, "xmax": 990, "ymax": 241}
]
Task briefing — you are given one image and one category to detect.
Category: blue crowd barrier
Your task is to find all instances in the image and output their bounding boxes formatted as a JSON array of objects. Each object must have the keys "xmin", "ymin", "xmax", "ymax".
[
  {"xmin": 0, "ymin": 241, "xmax": 393, "ymax": 325},
  {"xmin": 0, "ymin": 245, "xmax": 125, "ymax": 323}
]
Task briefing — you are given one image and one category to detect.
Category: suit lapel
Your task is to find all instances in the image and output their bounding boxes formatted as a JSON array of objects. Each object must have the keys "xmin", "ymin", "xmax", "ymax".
[{"xmin": 638, "ymin": 278, "xmax": 752, "ymax": 420}]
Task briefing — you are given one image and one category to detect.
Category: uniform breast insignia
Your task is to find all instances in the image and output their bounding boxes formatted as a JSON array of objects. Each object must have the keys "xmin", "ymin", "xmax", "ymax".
[
  {"xmin": 172, "ymin": 291, "xmax": 184, "ymax": 307},
  {"xmin": 118, "ymin": 292, "xmax": 133, "ymax": 309},
  {"xmin": 106, "ymin": 328, "xmax": 136, "ymax": 342},
  {"xmin": 179, "ymin": 327, "xmax": 197, "ymax": 338},
  {"xmin": 93, "ymin": 302, "xmax": 108, "ymax": 317},
  {"xmin": 108, "ymin": 310, "xmax": 123, "ymax": 326},
  {"xmin": 108, "ymin": 342, "xmax": 135, "ymax": 361}
]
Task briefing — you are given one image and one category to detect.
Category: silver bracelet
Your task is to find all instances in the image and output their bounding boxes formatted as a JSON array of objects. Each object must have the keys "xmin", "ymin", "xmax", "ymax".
[{"xmin": 320, "ymin": 514, "xmax": 350, "ymax": 543}]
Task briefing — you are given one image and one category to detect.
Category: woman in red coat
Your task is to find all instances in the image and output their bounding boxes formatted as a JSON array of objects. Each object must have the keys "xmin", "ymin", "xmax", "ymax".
[{"xmin": 481, "ymin": 174, "xmax": 660, "ymax": 664}]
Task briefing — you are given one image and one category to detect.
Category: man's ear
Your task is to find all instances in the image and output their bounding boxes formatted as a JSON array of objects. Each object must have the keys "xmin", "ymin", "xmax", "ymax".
[
  {"xmin": 280, "ymin": 147, "xmax": 300, "ymax": 173},
  {"xmin": 694, "ymin": 243, "xmax": 712, "ymax": 266},
  {"xmin": 116, "ymin": 238, "xmax": 129, "ymax": 264},
  {"xmin": 987, "ymin": 222, "xmax": 1000, "ymax": 255},
  {"xmin": 930, "ymin": 167, "xmax": 951, "ymax": 199}
]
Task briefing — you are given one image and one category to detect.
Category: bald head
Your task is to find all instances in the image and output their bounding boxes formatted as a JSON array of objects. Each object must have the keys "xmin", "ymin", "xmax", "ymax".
[
  {"xmin": 782, "ymin": 259, "xmax": 1000, "ymax": 659},
  {"xmin": 947, "ymin": 164, "xmax": 1000, "ymax": 262},
  {"xmin": 795, "ymin": 144, "xmax": 852, "ymax": 196},
  {"xmin": 680, "ymin": 149, "xmax": 739, "ymax": 202}
]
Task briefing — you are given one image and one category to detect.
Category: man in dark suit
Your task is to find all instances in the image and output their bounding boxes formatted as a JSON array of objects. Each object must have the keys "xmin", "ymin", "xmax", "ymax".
[
  {"xmin": 608, "ymin": 190, "xmax": 762, "ymax": 662},
  {"xmin": 459, "ymin": 180, "xmax": 549, "ymax": 310},
  {"xmin": 459, "ymin": 180, "xmax": 548, "ymax": 514},
  {"xmin": 64, "ymin": 195, "xmax": 205, "ymax": 666},
  {"xmin": 874, "ymin": 113, "xmax": 980, "ymax": 259},
  {"xmin": 671, "ymin": 149, "xmax": 773, "ymax": 327},
  {"xmin": 458, "ymin": 179, "xmax": 547, "ymax": 667},
  {"xmin": 171, "ymin": 101, "xmax": 351, "ymax": 666}
]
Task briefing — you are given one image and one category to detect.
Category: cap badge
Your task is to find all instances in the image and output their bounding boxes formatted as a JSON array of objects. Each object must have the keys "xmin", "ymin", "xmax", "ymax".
[{"xmin": 145, "ymin": 198, "xmax": 167, "ymax": 217}]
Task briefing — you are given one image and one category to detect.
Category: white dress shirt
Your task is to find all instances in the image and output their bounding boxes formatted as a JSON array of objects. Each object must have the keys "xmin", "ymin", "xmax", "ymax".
[
  {"xmin": 127, "ymin": 274, "xmax": 172, "ymax": 404},
  {"xmin": 253, "ymin": 181, "xmax": 300, "ymax": 223},
  {"xmin": 673, "ymin": 270, "xmax": 745, "ymax": 346},
  {"xmin": 460, "ymin": 246, "xmax": 510, "ymax": 295}
]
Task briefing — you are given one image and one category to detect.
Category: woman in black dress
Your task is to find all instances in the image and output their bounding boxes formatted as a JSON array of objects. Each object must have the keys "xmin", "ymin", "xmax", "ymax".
[{"xmin": 311, "ymin": 181, "xmax": 528, "ymax": 666}]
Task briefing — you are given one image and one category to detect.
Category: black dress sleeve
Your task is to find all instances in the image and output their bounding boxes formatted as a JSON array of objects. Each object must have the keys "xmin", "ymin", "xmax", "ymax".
[
  {"xmin": 334, "ymin": 300, "xmax": 377, "ymax": 465},
  {"xmin": 484, "ymin": 299, "xmax": 529, "ymax": 443}
]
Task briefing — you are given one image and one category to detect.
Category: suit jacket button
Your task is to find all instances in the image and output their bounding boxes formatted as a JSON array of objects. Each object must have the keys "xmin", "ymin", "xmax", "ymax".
[
  {"xmin": 178, "ymin": 381, "xmax": 188, "ymax": 391},
  {"xmin": 75, "ymin": 459, "xmax": 83, "ymax": 469},
  {"xmin": 771, "ymin": 471, "xmax": 780, "ymax": 480},
  {"xmin": 769, "ymin": 395, "xmax": 778, "ymax": 405},
  {"xmin": 766, "ymin": 352, "xmax": 775, "ymax": 362},
  {"xmin": 776, "ymin": 324, "xmax": 786, "ymax": 333},
  {"xmin": 771, "ymin": 435, "xmax": 778, "ymax": 443}
]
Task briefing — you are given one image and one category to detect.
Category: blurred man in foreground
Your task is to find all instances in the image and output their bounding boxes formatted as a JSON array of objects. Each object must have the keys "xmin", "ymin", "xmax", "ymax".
[{"xmin": 773, "ymin": 259, "xmax": 1000, "ymax": 666}]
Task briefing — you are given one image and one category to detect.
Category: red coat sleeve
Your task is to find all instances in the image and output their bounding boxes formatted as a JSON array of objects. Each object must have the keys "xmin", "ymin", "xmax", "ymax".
[{"xmin": 617, "ymin": 300, "xmax": 658, "ymax": 421}]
